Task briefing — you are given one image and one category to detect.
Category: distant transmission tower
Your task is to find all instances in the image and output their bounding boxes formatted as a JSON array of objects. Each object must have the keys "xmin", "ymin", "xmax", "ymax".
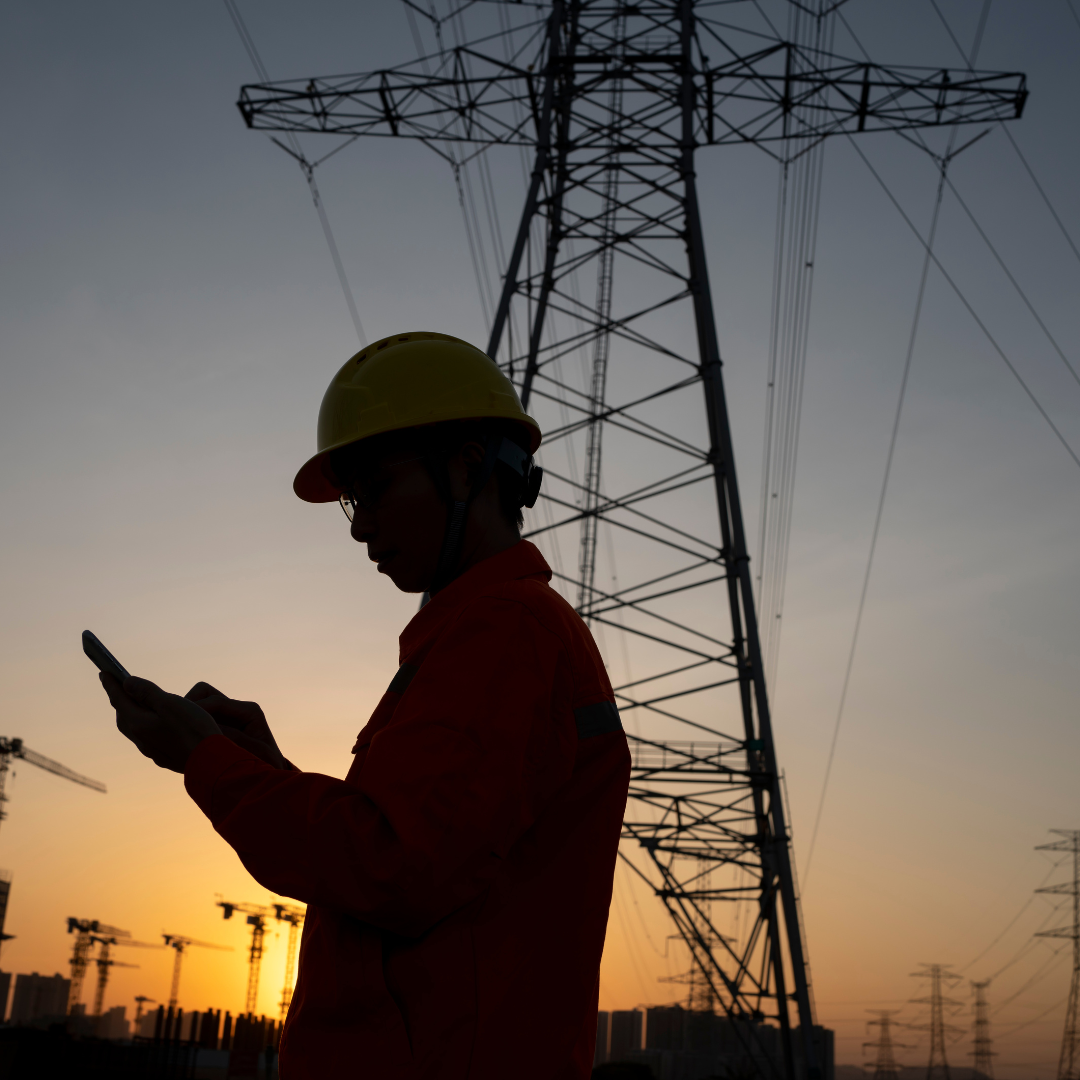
[
  {"xmin": 911, "ymin": 964, "xmax": 964, "ymax": 1080},
  {"xmin": 970, "ymin": 980, "xmax": 995, "ymax": 1079},
  {"xmin": 865, "ymin": 1010, "xmax": 907, "ymax": 1080},
  {"xmin": 1036, "ymin": 830, "xmax": 1080, "ymax": 1080},
  {"xmin": 235, "ymin": 4, "xmax": 1026, "ymax": 1076}
]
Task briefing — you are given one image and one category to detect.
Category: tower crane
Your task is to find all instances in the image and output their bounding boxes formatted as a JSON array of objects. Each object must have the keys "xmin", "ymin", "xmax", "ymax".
[
  {"xmin": 133, "ymin": 995, "xmax": 155, "ymax": 1034},
  {"xmin": 0, "ymin": 738, "xmax": 106, "ymax": 837},
  {"xmin": 66, "ymin": 918, "xmax": 129, "ymax": 1014},
  {"xmin": 2, "ymin": 744, "xmax": 105, "ymax": 960},
  {"xmin": 161, "ymin": 933, "xmax": 231, "ymax": 1011},
  {"xmin": 90, "ymin": 933, "xmax": 164, "ymax": 1016},
  {"xmin": 218, "ymin": 900, "xmax": 273, "ymax": 1015},
  {"xmin": 272, "ymin": 903, "xmax": 306, "ymax": 1022}
]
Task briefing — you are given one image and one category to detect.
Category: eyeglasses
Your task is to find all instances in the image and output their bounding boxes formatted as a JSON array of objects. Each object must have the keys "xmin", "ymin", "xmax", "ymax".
[{"xmin": 338, "ymin": 455, "xmax": 425, "ymax": 522}]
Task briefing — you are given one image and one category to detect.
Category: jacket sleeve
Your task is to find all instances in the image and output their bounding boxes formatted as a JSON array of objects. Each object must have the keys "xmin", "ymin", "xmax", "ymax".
[{"xmin": 184, "ymin": 595, "xmax": 577, "ymax": 936}]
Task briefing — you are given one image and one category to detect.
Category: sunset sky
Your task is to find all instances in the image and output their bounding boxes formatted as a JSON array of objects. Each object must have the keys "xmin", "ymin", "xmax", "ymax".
[{"xmin": 2, "ymin": 0, "xmax": 1080, "ymax": 1075}]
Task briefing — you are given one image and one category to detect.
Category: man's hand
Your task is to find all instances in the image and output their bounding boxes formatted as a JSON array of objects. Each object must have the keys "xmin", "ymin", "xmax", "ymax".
[
  {"xmin": 183, "ymin": 682, "xmax": 287, "ymax": 770},
  {"xmin": 102, "ymin": 673, "xmax": 221, "ymax": 773}
]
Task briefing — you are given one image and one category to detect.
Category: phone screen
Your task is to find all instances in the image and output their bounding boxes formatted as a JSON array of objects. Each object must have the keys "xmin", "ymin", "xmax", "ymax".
[{"xmin": 82, "ymin": 631, "xmax": 130, "ymax": 682}]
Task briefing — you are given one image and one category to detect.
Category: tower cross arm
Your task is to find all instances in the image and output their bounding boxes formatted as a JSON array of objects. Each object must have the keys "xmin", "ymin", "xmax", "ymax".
[
  {"xmin": 1035, "ymin": 926, "xmax": 1080, "ymax": 939},
  {"xmin": 238, "ymin": 50, "xmax": 541, "ymax": 147},
  {"xmin": 701, "ymin": 44, "xmax": 1027, "ymax": 144},
  {"xmin": 236, "ymin": 42, "xmax": 1026, "ymax": 151},
  {"xmin": 1036, "ymin": 882, "xmax": 1080, "ymax": 895}
]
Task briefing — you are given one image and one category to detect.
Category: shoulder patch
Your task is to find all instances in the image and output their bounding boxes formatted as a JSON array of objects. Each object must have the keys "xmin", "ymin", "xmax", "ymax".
[
  {"xmin": 388, "ymin": 663, "xmax": 419, "ymax": 695},
  {"xmin": 574, "ymin": 700, "xmax": 623, "ymax": 739}
]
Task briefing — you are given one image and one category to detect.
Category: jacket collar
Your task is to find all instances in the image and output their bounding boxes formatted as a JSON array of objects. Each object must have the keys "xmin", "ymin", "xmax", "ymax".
[{"xmin": 399, "ymin": 540, "xmax": 551, "ymax": 662}]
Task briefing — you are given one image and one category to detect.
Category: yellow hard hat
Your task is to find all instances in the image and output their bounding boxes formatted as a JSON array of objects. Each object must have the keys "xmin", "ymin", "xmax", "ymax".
[{"xmin": 293, "ymin": 331, "xmax": 542, "ymax": 503}]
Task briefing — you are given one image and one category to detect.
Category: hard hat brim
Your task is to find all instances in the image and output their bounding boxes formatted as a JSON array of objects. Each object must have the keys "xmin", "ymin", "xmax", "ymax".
[{"xmin": 293, "ymin": 417, "xmax": 542, "ymax": 504}]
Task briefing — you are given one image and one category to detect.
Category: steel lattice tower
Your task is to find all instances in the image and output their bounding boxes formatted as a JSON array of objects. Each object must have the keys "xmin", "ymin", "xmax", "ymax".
[
  {"xmin": 865, "ymin": 1010, "xmax": 904, "ymax": 1080},
  {"xmin": 235, "ymin": 5, "xmax": 1026, "ymax": 1077},
  {"xmin": 970, "ymin": 980, "xmax": 995, "ymax": 1079},
  {"xmin": 1037, "ymin": 830, "xmax": 1080, "ymax": 1080},
  {"xmin": 911, "ymin": 964, "xmax": 964, "ymax": 1080}
]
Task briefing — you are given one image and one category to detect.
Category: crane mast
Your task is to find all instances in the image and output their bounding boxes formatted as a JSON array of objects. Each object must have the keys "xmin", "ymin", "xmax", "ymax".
[
  {"xmin": 219, "ymin": 900, "xmax": 273, "ymax": 1015},
  {"xmin": 162, "ymin": 932, "xmax": 231, "ymax": 1010},
  {"xmin": 273, "ymin": 903, "xmax": 307, "ymax": 1023}
]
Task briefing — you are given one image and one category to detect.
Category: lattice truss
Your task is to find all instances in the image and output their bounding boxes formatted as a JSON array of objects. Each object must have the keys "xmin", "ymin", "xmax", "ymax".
[{"xmin": 237, "ymin": 4, "xmax": 1025, "ymax": 1075}]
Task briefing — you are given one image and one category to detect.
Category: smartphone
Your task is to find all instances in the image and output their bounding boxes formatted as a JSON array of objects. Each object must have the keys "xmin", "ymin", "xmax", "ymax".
[{"xmin": 82, "ymin": 631, "xmax": 131, "ymax": 682}]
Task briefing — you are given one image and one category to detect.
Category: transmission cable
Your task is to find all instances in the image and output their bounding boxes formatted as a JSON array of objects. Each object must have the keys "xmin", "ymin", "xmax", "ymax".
[
  {"xmin": 222, "ymin": 0, "xmax": 366, "ymax": 346},
  {"xmin": 943, "ymin": 175, "xmax": 1080, "ymax": 390},
  {"xmin": 1000, "ymin": 126, "xmax": 1080, "ymax": 268},
  {"xmin": 990, "ymin": 943, "xmax": 1070, "ymax": 1015},
  {"xmin": 996, "ymin": 993, "xmax": 1069, "ymax": 1037},
  {"xmin": 960, "ymin": 859, "xmax": 1063, "ymax": 974},
  {"xmin": 801, "ymin": 1, "xmax": 992, "ymax": 885},
  {"xmin": 402, "ymin": 1, "xmax": 500, "ymax": 325},
  {"xmin": 849, "ymin": 156, "xmax": 1080, "ymax": 470},
  {"xmin": 931, "ymin": 0, "xmax": 1080, "ymax": 269},
  {"xmin": 755, "ymin": 0, "xmax": 836, "ymax": 689},
  {"xmin": 800, "ymin": 148, "xmax": 951, "ymax": 886}
]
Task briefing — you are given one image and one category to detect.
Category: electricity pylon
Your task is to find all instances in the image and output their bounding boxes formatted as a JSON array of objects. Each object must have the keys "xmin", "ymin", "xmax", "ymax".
[
  {"xmin": 910, "ymin": 964, "xmax": 965, "ymax": 1080},
  {"xmin": 865, "ymin": 1010, "xmax": 908, "ymax": 1080},
  {"xmin": 1036, "ymin": 830, "xmax": 1080, "ymax": 1080},
  {"xmin": 970, "ymin": 980, "xmax": 995, "ymax": 1079},
  {"xmin": 235, "ymin": 4, "xmax": 1026, "ymax": 1076},
  {"xmin": 272, "ymin": 902, "xmax": 306, "ymax": 1023}
]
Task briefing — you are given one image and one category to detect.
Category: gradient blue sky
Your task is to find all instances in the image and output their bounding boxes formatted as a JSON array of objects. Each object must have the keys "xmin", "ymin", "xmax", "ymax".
[{"xmin": 1, "ymin": 1, "xmax": 1079, "ymax": 1073}]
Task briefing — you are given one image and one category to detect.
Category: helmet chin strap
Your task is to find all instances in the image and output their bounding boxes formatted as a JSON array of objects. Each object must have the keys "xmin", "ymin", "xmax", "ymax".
[{"xmin": 420, "ymin": 436, "xmax": 504, "ymax": 606}]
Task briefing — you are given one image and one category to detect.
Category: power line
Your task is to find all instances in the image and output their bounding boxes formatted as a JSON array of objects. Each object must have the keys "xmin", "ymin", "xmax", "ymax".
[
  {"xmin": 756, "ymin": 1, "xmax": 835, "ymax": 689},
  {"xmin": 944, "ymin": 175, "xmax": 1080, "ymax": 392},
  {"xmin": 1066, "ymin": 0, "xmax": 1080, "ymax": 35},
  {"xmin": 221, "ymin": 0, "xmax": 366, "ymax": 346},
  {"xmin": 929, "ymin": 0, "xmax": 1080, "ymax": 272},
  {"xmin": 963, "ymin": 860, "xmax": 1068, "ymax": 974},
  {"xmin": 996, "ymin": 995, "xmax": 1069, "ymax": 1038},
  {"xmin": 803, "ymin": 2, "xmax": 995, "ymax": 882},
  {"xmin": 800, "ymin": 133, "xmax": 952, "ymax": 884},
  {"xmin": 991, "ymin": 945, "xmax": 1069, "ymax": 1016},
  {"xmin": 850, "ymin": 137, "xmax": 1080, "ymax": 473},
  {"xmin": 1000, "ymin": 127, "xmax": 1080, "ymax": 270}
]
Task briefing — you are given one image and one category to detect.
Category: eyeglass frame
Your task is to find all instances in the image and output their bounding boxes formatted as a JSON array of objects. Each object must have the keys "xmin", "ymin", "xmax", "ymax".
[{"xmin": 338, "ymin": 454, "xmax": 427, "ymax": 522}]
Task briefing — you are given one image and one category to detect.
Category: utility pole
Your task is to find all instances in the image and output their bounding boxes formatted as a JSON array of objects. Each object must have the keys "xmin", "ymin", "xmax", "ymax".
[
  {"xmin": 910, "ymin": 964, "xmax": 964, "ymax": 1080},
  {"xmin": 864, "ymin": 1010, "xmax": 906, "ymax": 1080},
  {"xmin": 970, "ymin": 980, "xmax": 995, "ymax": 1079},
  {"xmin": 1036, "ymin": 830, "xmax": 1080, "ymax": 1080},
  {"xmin": 234, "ymin": 5, "xmax": 1026, "ymax": 1076}
]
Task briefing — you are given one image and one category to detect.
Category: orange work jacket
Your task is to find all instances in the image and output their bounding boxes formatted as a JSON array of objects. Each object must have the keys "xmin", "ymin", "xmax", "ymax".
[{"xmin": 185, "ymin": 540, "xmax": 631, "ymax": 1079}]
